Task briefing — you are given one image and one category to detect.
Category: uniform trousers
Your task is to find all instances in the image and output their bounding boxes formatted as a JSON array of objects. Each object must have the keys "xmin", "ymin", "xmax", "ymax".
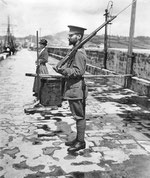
[{"xmin": 68, "ymin": 99, "xmax": 86, "ymax": 142}]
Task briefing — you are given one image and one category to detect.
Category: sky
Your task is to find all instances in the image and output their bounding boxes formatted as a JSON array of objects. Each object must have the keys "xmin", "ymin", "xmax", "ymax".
[{"xmin": 0, "ymin": 0, "xmax": 149, "ymax": 37}]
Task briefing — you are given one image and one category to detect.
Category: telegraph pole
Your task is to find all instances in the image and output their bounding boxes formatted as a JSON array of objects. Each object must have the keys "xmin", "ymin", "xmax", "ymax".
[
  {"xmin": 104, "ymin": 9, "xmax": 109, "ymax": 69},
  {"xmin": 103, "ymin": 1, "xmax": 113, "ymax": 69},
  {"xmin": 128, "ymin": 0, "xmax": 137, "ymax": 57},
  {"xmin": 125, "ymin": 0, "xmax": 137, "ymax": 87},
  {"xmin": 127, "ymin": 0, "xmax": 137, "ymax": 74}
]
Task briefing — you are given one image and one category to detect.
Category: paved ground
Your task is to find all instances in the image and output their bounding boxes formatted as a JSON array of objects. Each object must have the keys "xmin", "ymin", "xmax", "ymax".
[{"xmin": 0, "ymin": 49, "xmax": 150, "ymax": 178}]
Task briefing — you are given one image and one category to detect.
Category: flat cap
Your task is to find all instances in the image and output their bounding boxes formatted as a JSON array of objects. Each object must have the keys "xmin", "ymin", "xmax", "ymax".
[
  {"xmin": 68, "ymin": 25, "xmax": 87, "ymax": 35},
  {"xmin": 39, "ymin": 39, "xmax": 47, "ymax": 45}
]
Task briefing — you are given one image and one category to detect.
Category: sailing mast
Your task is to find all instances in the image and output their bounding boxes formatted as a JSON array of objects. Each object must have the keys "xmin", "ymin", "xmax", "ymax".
[
  {"xmin": 4, "ymin": 16, "xmax": 16, "ymax": 55},
  {"xmin": 4, "ymin": 16, "xmax": 10, "ymax": 47}
]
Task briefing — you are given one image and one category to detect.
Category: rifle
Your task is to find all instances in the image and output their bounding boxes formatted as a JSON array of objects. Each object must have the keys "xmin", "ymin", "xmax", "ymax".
[
  {"xmin": 55, "ymin": 15, "xmax": 116, "ymax": 70},
  {"xmin": 55, "ymin": 0, "xmax": 137, "ymax": 70}
]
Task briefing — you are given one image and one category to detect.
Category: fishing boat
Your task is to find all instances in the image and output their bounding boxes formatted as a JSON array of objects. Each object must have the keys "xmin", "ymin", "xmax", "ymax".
[{"xmin": 2, "ymin": 16, "xmax": 17, "ymax": 55}]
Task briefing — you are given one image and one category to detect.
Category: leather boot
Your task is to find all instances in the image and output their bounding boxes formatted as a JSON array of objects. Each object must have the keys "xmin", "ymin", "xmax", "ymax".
[
  {"xmin": 65, "ymin": 138, "xmax": 77, "ymax": 146},
  {"xmin": 67, "ymin": 141, "xmax": 86, "ymax": 152}
]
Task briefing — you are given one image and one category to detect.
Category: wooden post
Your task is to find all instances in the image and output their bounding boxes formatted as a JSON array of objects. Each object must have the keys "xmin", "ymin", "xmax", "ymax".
[
  {"xmin": 36, "ymin": 31, "xmax": 40, "ymax": 100},
  {"xmin": 128, "ymin": 0, "xmax": 137, "ymax": 57},
  {"xmin": 104, "ymin": 9, "xmax": 109, "ymax": 69},
  {"xmin": 125, "ymin": 0, "xmax": 137, "ymax": 87}
]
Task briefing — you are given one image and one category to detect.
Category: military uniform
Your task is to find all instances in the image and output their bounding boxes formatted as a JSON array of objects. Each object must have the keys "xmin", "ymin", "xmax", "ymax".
[
  {"xmin": 60, "ymin": 47, "xmax": 88, "ymax": 120},
  {"xmin": 55, "ymin": 25, "xmax": 88, "ymax": 152}
]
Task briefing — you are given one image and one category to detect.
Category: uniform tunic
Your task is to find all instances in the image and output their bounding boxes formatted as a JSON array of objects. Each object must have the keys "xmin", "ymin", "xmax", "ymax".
[
  {"xmin": 58, "ymin": 47, "xmax": 88, "ymax": 120},
  {"xmin": 33, "ymin": 48, "xmax": 49, "ymax": 94},
  {"xmin": 60, "ymin": 48, "xmax": 87, "ymax": 99}
]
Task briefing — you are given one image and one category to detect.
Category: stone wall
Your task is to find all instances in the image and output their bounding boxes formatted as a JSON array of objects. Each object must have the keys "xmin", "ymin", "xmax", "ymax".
[
  {"xmin": 47, "ymin": 47, "xmax": 150, "ymax": 96},
  {"xmin": 133, "ymin": 53, "xmax": 150, "ymax": 80},
  {"xmin": 47, "ymin": 47, "xmax": 129, "ymax": 74}
]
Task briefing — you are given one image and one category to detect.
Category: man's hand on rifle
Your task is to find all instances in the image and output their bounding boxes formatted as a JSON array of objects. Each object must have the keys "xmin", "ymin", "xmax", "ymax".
[
  {"xmin": 53, "ymin": 66, "xmax": 64, "ymax": 74},
  {"xmin": 35, "ymin": 60, "xmax": 38, "ymax": 65},
  {"xmin": 35, "ymin": 60, "xmax": 40, "ymax": 67}
]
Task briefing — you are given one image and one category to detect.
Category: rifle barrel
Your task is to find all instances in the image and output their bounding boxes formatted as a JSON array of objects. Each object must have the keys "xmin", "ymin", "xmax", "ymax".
[
  {"xmin": 57, "ymin": 15, "xmax": 117, "ymax": 68},
  {"xmin": 26, "ymin": 73, "xmax": 132, "ymax": 78}
]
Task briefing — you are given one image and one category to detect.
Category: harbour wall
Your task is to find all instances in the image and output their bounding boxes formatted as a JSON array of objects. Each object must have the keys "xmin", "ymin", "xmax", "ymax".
[{"xmin": 47, "ymin": 47, "xmax": 150, "ymax": 97}]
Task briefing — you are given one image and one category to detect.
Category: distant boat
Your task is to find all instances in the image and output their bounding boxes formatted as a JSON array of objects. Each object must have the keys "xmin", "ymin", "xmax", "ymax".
[{"xmin": 3, "ymin": 16, "xmax": 17, "ymax": 55}]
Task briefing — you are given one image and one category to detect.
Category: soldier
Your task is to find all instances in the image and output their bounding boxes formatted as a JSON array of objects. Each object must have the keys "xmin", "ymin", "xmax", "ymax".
[
  {"xmin": 54, "ymin": 25, "xmax": 88, "ymax": 152},
  {"xmin": 33, "ymin": 39, "xmax": 49, "ymax": 100}
]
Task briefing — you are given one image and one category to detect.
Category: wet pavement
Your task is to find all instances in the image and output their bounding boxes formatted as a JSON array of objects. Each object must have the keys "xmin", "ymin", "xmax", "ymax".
[{"xmin": 0, "ymin": 49, "xmax": 150, "ymax": 178}]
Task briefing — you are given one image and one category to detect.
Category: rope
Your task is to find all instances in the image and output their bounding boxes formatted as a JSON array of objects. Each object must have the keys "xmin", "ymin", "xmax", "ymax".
[
  {"xmin": 116, "ymin": 0, "xmax": 137, "ymax": 17},
  {"xmin": 106, "ymin": 0, "xmax": 137, "ymax": 48}
]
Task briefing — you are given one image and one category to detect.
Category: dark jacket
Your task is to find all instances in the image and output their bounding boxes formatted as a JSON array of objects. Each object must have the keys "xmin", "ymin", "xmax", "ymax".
[
  {"xmin": 60, "ymin": 47, "xmax": 88, "ymax": 100},
  {"xmin": 38, "ymin": 48, "xmax": 48, "ymax": 65},
  {"xmin": 37, "ymin": 47, "xmax": 49, "ymax": 74},
  {"xmin": 33, "ymin": 48, "xmax": 48, "ymax": 93}
]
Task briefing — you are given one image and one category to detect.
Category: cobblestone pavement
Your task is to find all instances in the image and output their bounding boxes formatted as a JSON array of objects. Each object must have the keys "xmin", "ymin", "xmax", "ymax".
[{"xmin": 0, "ymin": 49, "xmax": 150, "ymax": 178}]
